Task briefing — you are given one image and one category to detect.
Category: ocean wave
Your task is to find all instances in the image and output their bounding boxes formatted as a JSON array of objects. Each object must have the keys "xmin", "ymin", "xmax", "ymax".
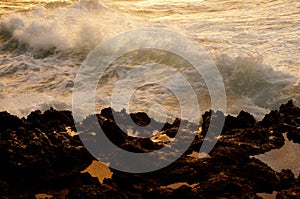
[
  {"xmin": 0, "ymin": 1, "xmax": 298, "ymax": 120},
  {"xmin": 0, "ymin": 0, "xmax": 139, "ymax": 57},
  {"xmin": 0, "ymin": 49, "xmax": 298, "ymax": 120},
  {"xmin": 215, "ymin": 54, "xmax": 299, "ymax": 111}
]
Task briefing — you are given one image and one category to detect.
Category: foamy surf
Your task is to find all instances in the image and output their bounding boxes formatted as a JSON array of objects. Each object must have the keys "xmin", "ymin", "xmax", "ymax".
[
  {"xmin": 0, "ymin": 0, "xmax": 142, "ymax": 55},
  {"xmin": 0, "ymin": 0, "xmax": 299, "ymax": 121}
]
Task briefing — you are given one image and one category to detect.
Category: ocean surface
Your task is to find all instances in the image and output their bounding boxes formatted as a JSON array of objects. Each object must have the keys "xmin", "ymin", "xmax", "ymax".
[
  {"xmin": 0, "ymin": 0, "xmax": 299, "ymax": 186},
  {"xmin": 0, "ymin": 0, "xmax": 299, "ymax": 120}
]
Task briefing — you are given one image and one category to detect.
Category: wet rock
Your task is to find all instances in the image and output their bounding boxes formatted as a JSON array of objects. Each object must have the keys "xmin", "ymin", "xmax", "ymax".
[
  {"xmin": 100, "ymin": 107, "xmax": 163, "ymax": 134},
  {"xmin": 277, "ymin": 169, "xmax": 296, "ymax": 190},
  {"xmin": 0, "ymin": 101, "xmax": 299, "ymax": 198},
  {"xmin": 222, "ymin": 111, "xmax": 256, "ymax": 135},
  {"xmin": 67, "ymin": 185, "xmax": 107, "ymax": 199},
  {"xmin": 58, "ymin": 172, "xmax": 101, "ymax": 189},
  {"xmin": 79, "ymin": 115, "xmax": 164, "ymax": 154},
  {"xmin": 65, "ymin": 173, "xmax": 128, "ymax": 199},
  {"xmin": 83, "ymin": 102, "xmax": 298, "ymax": 198},
  {"xmin": 286, "ymin": 130, "xmax": 300, "ymax": 144},
  {"xmin": 260, "ymin": 100, "xmax": 300, "ymax": 144},
  {"xmin": 242, "ymin": 158, "xmax": 279, "ymax": 193},
  {"xmin": 130, "ymin": 112, "xmax": 151, "ymax": 127},
  {"xmin": 153, "ymin": 156, "xmax": 207, "ymax": 185},
  {"xmin": 110, "ymin": 147, "xmax": 276, "ymax": 198},
  {"xmin": 26, "ymin": 108, "xmax": 75, "ymax": 134},
  {"xmin": 218, "ymin": 127, "xmax": 285, "ymax": 155},
  {"xmin": 0, "ymin": 110, "xmax": 94, "ymax": 197},
  {"xmin": 276, "ymin": 173, "xmax": 300, "ymax": 199},
  {"xmin": 164, "ymin": 128, "xmax": 178, "ymax": 138},
  {"xmin": 142, "ymin": 187, "xmax": 173, "ymax": 199},
  {"xmin": 78, "ymin": 108, "xmax": 197, "ymax": 155},
  {"xmin": 209, "ymin": 145, "xmax": 250, "ymax": 166},
  {"xmin": 0, "ymin": 111, "xmax": 23, "ymax": 132},
  {"xmin": 201, "ymin": 110, "xmax": 225, "ymax": 138},
  {"xmin": 276, "ymin": 187, "xmax": 300, "ymax": 199},
  {"xmin": 0, "ymin": 127, "xmax": 93, "ymax": 185},
  {"xmin": 195, "ymin": 172, "xmax": 260, "ymax": 199},
  {"xmin": 184, "ymin": 133, "xmax": 204, "ymax": 155},
  {"xmin": 169, "ymin": 185, "xmax": 195, "ymax": 199}
]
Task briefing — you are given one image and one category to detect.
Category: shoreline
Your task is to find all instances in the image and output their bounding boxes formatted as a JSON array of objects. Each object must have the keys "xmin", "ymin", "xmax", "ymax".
[{"xmin": 0, "ymin": 100, "xmax": 299, "ymax": 198}]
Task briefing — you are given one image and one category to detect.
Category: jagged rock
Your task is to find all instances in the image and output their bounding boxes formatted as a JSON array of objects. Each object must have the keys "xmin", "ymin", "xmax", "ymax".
[
  {"xmin": 209, "ymin": 145, "xmax": 250, "ymax": 166},
  {"xmin": 26, "ymin": 108, "xmax": 75, "ymax": 134},
  {"xmin": 0, "ymin": 111, "xmax": 23, "ymax": 132},
  {"xmin": 0, "ymin": 101, "xmax": 299, "ymax": 198},
  {"xmin": 287, "ymin": 130, "xmax": 300, "ymax": 144},
  {"xmin": 260, "ymin": 100, "xmax": 300, "ymax": 144},
  {"xmin": 277, "ymin": 169, "xmax": 296, "ymax": 190},
  {"xmin": 169, "ymin": 185, "xmax": 195, "ymax": 199},
  {"xmin": 242, "ymin": 158, "xmax": 279, "ymax": 193},
  {"xmin": 65, "ymin": 173, "xmax": 128, "ymax": 199},
  {"xmin": 0, "ymin": 110, "xmax": 94, "ymax": 197},
  {"xmin": 0, "ymin": 127, "xmax": 94, "ymax": 185},
  {"xmin": 276, "ymin": 187, "xmax": 300, "ymax": 199},
  {"xmin": 130, "ymin": 112, "xmax": 151, "ymax": 127},
  {"xmin": 222, "ymin": 110, "xmax": 256, "ymax": 135},
  {"xmin": 201, "ymin": 110, "xmax": 225, "ymax": 138},
  {"xmin": 276, "ymin": 173, "xmax": 300, "ymax": 199},
  {"xmin": 217, "ymin": 127, "xmax": 285, "ymax": 155},
  {"xmin": 195, "ymin": 172, "xmax": 261, "ymax": 199}
]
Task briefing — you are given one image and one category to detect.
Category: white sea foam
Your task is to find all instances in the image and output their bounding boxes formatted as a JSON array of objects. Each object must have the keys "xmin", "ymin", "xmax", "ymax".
[
  {"xmin": 0, "ymin": 0, "xmax": 140, "ymax": 53},
  {"xmin": 0, "ymin": 0, "xmax": 299, "ymax": 120}
]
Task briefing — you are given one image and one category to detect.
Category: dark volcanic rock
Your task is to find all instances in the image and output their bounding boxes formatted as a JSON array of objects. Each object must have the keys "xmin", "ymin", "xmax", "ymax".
[
  {"xmin": 199, "ymin": 107, "xmax": 285, "ymax": 156},
  {"xmin": 276, "ymin": 174, "xmax": 300, "ymax": 199},
  {"xmin": 64, "ymin": 173, "xmax": 128, "ymax": 199},
  {"xmin": 78, "ymin": 108, "xmax": 198, "ymax": 156},
  {"xmin": 66, "ymin": 184, "xmax": 128, "ymax": 199},
  {"xmin": 130, "ymin": 112, "xmax": 151, "ymax": 127},
  {"xmin": 0, "ymin": 127, "xmax": 94, "ymax": 184},
  {"xmin": 217, "ymin": 127, "xmax": 285, "ymax": 155},
  {"xmin": 0, "ymin": 101, "xmax": 299, "ymax": 198},
  {"xmin": 169, "ymin": 185, "xmax": 195, "ymax": 199},
  {"xmin": 260, "ymin": 100, "xmax": 300, "ymax": 144},
  {"xmin": 79, "ymin": 115, "xmax": 165, "ymax": 154},
  {"xmin": 0, "ymin": 179, "xmax": 9, "ymax": 195},
  {"xmin": 276, "ymin": 187, "xmax": 300, "ymax": 199},
  {"xmin": 286, "ymin": 130, "xmax": 300, "ymax": 144},
  {"xmin": 243, "ymin": 158, "xmax": 279, "ymax": 193},
  {"xmin": 106, "ymin": 100, "xmax": 300, "ymax": 198},
  {"xmin": 26, "ymin": 108, "xmax": 75, "ymax": 134},
  {"xmin": 195, "ymin": 172, "xmax": 260, "ymax": 199},
  {"xmin": 277, "ymin": 169, "xmax": 296, "ymax": 190},
  {"xmin": 0, "ymin": 111, "xmax": 23, "ymax": 132},
  {"xmin": 0, "ymin": 110, "xmax": 94, "ymax": 198},
  {"xmin": 209, "ymin": 145, "xmax": 250, "ymax": 166},
  {"xmin": 222, "ymin": 110, "xmax": 256, "ymax": 135}
]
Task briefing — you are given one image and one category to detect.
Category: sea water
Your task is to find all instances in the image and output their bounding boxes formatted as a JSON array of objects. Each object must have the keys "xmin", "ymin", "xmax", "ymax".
[
  {"xmin": 0, "ymin": 0, "xmax": 299, "ymax": 119},
  {"xmin": 0, "ymin": 0, "xmax": 299, "ymax": 181}
]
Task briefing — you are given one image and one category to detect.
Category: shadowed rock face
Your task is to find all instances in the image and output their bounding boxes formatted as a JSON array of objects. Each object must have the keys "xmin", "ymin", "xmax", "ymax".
[
  {"xmin": 276, "ymin": 174, "xmax": 300, "ymax": 199},
  {"xmin": 0, "ymin": 101, "xmax": 299, "ymax": 198},
  {"xmin": 260, "ymin": 100, "xmax": 300, "ymax": 144},
  {"xmin": 0, "ymin": 108, "xmax": 95, "ymax": 198}
]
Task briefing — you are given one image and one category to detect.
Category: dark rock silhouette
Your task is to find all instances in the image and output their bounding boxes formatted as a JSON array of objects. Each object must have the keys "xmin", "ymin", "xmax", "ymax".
[{"xmin": 0, "ymin": 100, "xmax": 299, "ymax": 198}]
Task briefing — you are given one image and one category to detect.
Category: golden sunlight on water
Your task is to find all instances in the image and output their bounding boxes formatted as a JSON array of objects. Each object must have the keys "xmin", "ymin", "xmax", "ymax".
[{"xmin": 0, "ymin": 0, "xmax": 73, "ymax": 14}]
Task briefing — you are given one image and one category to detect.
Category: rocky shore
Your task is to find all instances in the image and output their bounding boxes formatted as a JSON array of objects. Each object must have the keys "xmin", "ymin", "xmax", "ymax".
[{"xmin": 0, "ymin": 100, "xmax": 299, "ymax": 198}]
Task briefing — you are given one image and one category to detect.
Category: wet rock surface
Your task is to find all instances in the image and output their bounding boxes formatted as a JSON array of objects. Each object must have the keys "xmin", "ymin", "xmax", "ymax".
[
  {"xmin": 276, "ymin": 174, "xmax": 300, "ymax": 199},
  {"xmin": 0, "ymin": 101, "xmax": 299, "ymax": 198},
  {"xmin": 0, "ymin": 109, "xmax": 95, "ymax": 198},
  {"xmin": 260, "ymin": 100, "xmax": 300, "ymax": 144}
]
